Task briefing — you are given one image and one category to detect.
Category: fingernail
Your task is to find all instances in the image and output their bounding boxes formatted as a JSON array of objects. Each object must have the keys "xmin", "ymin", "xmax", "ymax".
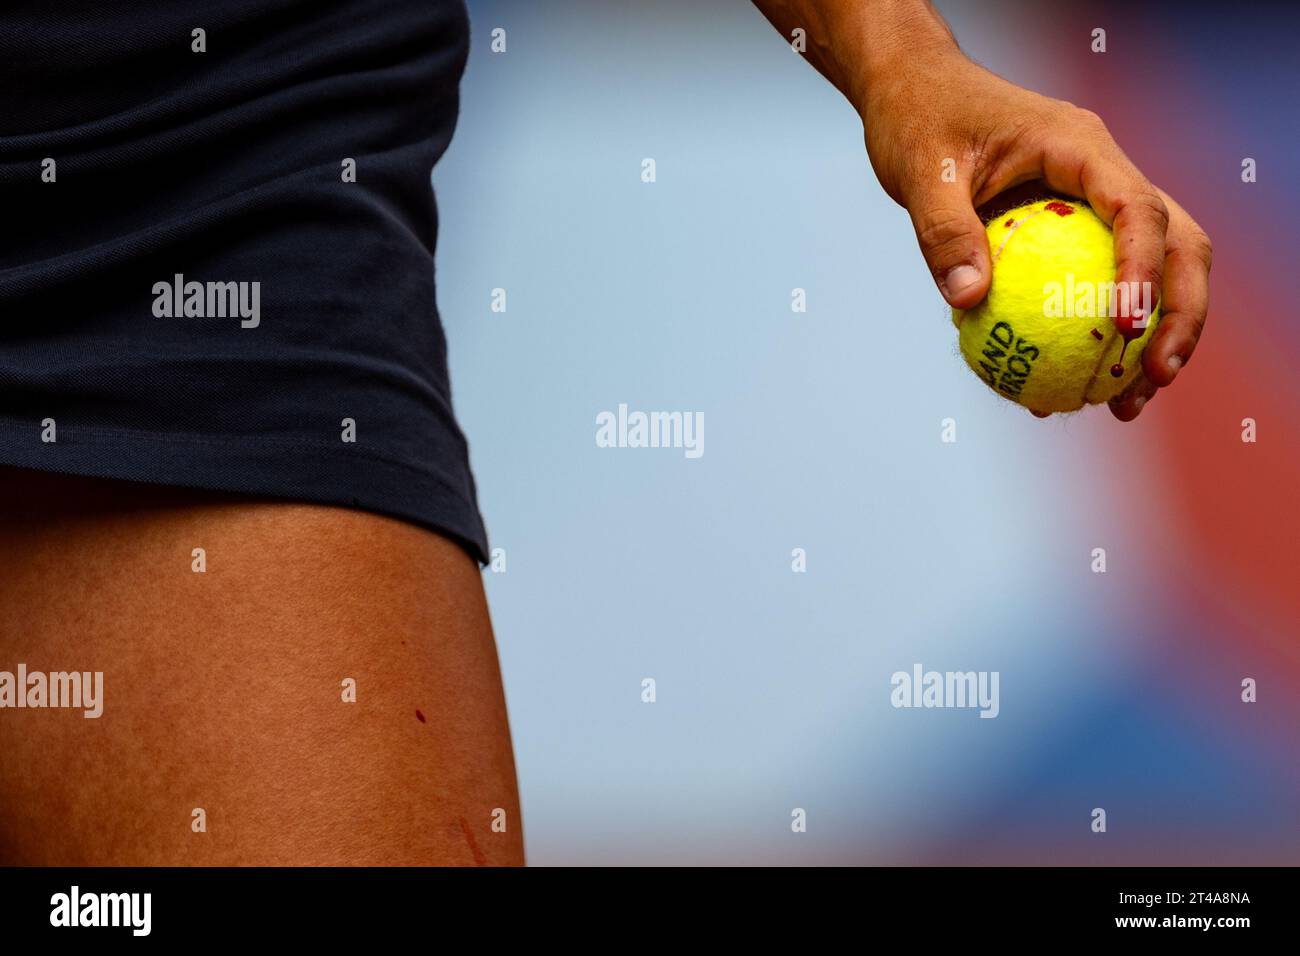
[
  {"xmin": 1167, "ymin": 355, "xmax": 1183, "ymax": 377},
  {"xmin": 943, "ymin": 265, "xmax": 980, "ymax": 298},
  {"xmin": 1133, "ymin": 396, "xmax": 1146, "ymax": 411}
]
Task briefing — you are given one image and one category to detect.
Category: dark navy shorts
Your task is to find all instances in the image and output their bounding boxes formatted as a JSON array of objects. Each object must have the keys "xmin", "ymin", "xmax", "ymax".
[{"xmin": 0, "ymin": 0, "xmax": 488, "ymax": 563}]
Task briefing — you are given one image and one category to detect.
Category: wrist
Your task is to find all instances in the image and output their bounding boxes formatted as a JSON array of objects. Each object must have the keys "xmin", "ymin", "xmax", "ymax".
[{"xmin": 832, "ymin": 1, "xmax": 961, "ymax": 116}]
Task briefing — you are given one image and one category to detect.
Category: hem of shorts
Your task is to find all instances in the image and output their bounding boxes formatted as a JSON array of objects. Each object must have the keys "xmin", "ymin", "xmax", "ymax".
[{"xmin": 0, "ymin": 422, "xmax": 490, "ymax": 566}]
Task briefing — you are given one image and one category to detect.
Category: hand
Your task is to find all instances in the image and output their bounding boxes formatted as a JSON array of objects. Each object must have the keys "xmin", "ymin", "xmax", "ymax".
[
  {"xmin": 753, "ymin": 0, "xmax": 1212, "ymax": 421},
  {"xmin": 862, "ymin": 53, "xmax": 1211, "ymax": 421}
]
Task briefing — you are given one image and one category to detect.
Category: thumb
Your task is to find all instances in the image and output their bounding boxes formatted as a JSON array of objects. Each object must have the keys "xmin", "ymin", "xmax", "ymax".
[{"xmin": 906, "ymin": 184, "xmax": 990, "ymax": 309}]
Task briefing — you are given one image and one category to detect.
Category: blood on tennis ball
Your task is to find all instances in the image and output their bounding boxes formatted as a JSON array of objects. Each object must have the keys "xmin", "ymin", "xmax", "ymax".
[{"xmin": 951, "ymin": 199, "xmax": 1160, "ymax": 414}]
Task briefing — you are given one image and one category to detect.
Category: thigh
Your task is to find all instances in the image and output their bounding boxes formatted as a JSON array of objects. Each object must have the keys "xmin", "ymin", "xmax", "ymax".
[{"xmin": 0, "ymin": 467, "xmax": 523, "ymax": 865}]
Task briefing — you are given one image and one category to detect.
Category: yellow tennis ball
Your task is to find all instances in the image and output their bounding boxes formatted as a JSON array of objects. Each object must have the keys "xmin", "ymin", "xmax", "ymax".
[{"xmin": 952, "ymin": 199, "xmax": 1160, "ymax": 414}]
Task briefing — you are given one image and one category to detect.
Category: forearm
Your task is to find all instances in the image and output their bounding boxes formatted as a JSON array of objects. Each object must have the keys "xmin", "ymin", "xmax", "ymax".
[{"xmin": 751, "ymin": 0, "xmax": 957, "ymax": 113}]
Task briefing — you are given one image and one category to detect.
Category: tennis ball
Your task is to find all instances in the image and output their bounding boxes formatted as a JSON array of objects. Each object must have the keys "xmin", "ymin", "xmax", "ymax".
[{"xmin": 951, "ymin": 199, "xmax": 1159, "ymax": 414}]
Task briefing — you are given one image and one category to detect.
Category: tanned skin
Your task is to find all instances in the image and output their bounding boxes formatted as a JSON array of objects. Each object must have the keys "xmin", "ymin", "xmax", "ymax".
[{"xmin": 0, "ymin": 467, "xmax": 523, "ymax": 865}]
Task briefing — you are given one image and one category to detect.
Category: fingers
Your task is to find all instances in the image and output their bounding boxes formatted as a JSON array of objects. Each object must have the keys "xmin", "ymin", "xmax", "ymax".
[
  {"xmin": 1105, "ymin": 187, "xmax": 1168, "ymax": 337},
  {"xmin": 890, "ymin": 91, "xmax": 1207, "ymax": 425},
  {"xmin": 1140, "ymin": 189, "xmax": 1212, "ymax": 388},
  {"xmin": 972, "ymin": 104, "xmax": 1207, "ymax": 423},
  {"xmin": 1038, "ymin": 115, "xmax": 1169, "ymax": 338},
  {"xmin": 1108, "ymin": 372, "xmax": 1159, "ymax": 422},
  {"xmin": 906, "ymin": 178, "xmax": 992, "ymax": 309},
  {"xmin": 1108, "ymin": 191, "xmax": 1211, "ymax": 421},
  {"xmin": 962, "ymin": 103, "xmax": 1169, "ymax": 332}
]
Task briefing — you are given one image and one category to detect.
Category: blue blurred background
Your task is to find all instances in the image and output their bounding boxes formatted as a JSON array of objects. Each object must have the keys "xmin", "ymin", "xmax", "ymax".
[{"xmin": 434, "ymin": 0, "xmax": 1299, "ymax": 864}]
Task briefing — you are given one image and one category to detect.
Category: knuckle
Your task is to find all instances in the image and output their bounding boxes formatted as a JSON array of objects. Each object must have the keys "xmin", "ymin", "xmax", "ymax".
[
  {"xmin": 1076, "ymin": 107, "xmax": 1106, "ymax": 129},
  {"xmin": 1066, "ymin": 106, "xmax": 1110, "ymax": 138},
  {"xmin": 1134, "ymin": 188, "xmax": 1171, "ymax": 231},
  {"xmin": 1115, "ymin": 189, "xmax": 1169, "ymax": 251},
  {"xmin": 1189, "ymin": 226, "xmax": 1214, "ymax": 269}
]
